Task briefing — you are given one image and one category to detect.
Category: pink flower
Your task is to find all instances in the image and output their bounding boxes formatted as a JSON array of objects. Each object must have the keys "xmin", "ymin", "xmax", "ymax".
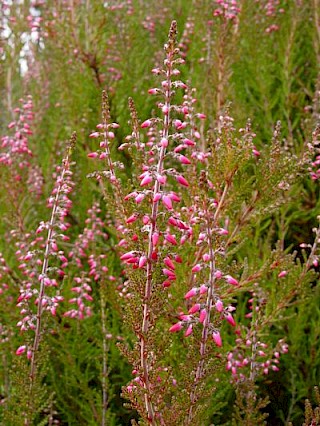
[
  {"xmin": 164, "ymin": 257, "xmax": 175, "ymax": 270},
  {"xmin": 184, "ymin": 324, "xmax": 193, "ymax": 337},
  {"xmin": 169, "ymin": 322, "xmax": 183, "ymax": 332},
  {"xmin": 148, "ymin": 88, "xmax": 158, "ymax": 95},
  {"xmin": 184, "ymin": 288, "xmax": 197, "ymax": 299},
  {"xmin": 140, "ymin": 174, "xmax": 153, "ymax": 186},
  {"xmin": 120, "ymin": 251, "xmax": 135, "ymax": 261},
  {"xmin": 160, "ymin": 138, "xmax": 168, "ymax": 147},
  {"xmin": 199, "ymin": 309, "xmax": 207, "ymax": 323},
  {"xmin": 138, "ymin": 256, "xmax": 147, "ymax": 268},
  {"xmin": 141, "ymin": 119, "xmax": 152, "ymax": 128},
  {"xmin": 225, "ymin": 275, "xmax": 239, "ymax": 286},
  {"xmin": 165, "ymin": 233, "xmax": 177, "ymax": 245},
  {"xmin": 153, "ymin": 192, "xmax": 162, "ymax": 202},
  {"xmin": 163, "ymin": 268, "xmax": 176, "ymax": 280},
  {"xmin": 89, "ymin": 131, "xmax": 100, "ymax": 138},
  {"xmin": 196, "ymin": 113, "xmax": 206, "ymax": 119},
  {"xmin": 191, "ymin": 264, "xmax": 201, "ymax": 273},
  {"xmin": 188, "ymin": 303, "xmax": 201, "ymax": 314},
  {"xmin": 152, "ymin": 232, "xmax": 159, "ymax": 246},
  {"xmin": 226, "ymin": 313, "xmax": 236, "ymax": 327},
  {"xmin": 178, "ymin": 154, "xmax": 191, "ymax": 165},
  {"xmin": 135, "ymin": 193, "xmax": 145, "ymax": 203},
  {"xmin": 126, "ymin": 214, "xmax": 138, "ymax": 224},
  {"xmin": 212, "ymin": 331, "xmax": 222, "ymax": 347},
  {"xmin": 278, "ymin": 270, "xmax": 287, "ymax": 278},
  {"xmin": 215, "ymin": 300, "xmax": 224, "ymax": 312},
  {"xmin": 214, "ymin": 270, "xmax": 223, "ymax": 279},
  {"xmin": 162, "ymin": 195, "xmax": 173, "ymax": 210},
  {"xmin": 176, "ymin": 175, "xmax": 189, "ymax": 187},
  {"xmin": 16, "ymin": 345, "xmax": 27, "ymax": 355},
  {"xmin": 199, "ymin": 284, "xmax": 207, "ymax": 294}
]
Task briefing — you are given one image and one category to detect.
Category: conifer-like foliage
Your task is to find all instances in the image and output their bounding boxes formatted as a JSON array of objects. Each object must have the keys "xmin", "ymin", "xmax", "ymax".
[{"xmin": 0, "ymin": 1, "xmax": 319, "ymax": 425}]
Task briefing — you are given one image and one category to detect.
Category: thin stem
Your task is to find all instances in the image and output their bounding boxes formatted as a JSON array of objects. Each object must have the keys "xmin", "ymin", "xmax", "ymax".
[
  {"xmin": 141, "ymin": 73, "xmax": 171, "ymax": 426},
  {"xmin": 26, "ymin": 144, "xmax": 74, "ymax": 426},
  {"xmin": 101, "ymin": 291, "xmax": 108, "ymax": 426},
  {"xmin": 187, "ymin": 183, "xmax": 229, "ymax": 423},
  {"xmin": 140, "ymin": 29, "xmax": 174, "ymax": 424}
]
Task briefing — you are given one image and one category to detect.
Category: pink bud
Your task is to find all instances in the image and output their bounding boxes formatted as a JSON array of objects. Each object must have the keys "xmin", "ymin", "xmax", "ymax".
[
  {"xmin": 162, "ymin": 105, "xmax": 169, "ymax": 114},
  {"xmin": 179, "ymin": 154, "xmax": 191, "ymax": 165},
  {"xmin": 199, "ymin": 284, "xmax": 207, "ymax": 295},
  {"xmin": 157, "ymin": 174, "xmax": 167, "ymax": 184},
  {"xmin": 142, "ymin": 215, "xmax": 150, "ymax": 224},
  {"xmin": 162, "ymin": 195, "xmax": 173, "ymax": 210},
  {"xmin": 192, "ymin": 264, "xmax": 201, "ymax": 273},
  {"xmin": 217, "ymin": 228, "xmax": 229, "ymax": 235},
  {"xmin": 183, "ymin": 138, "xmax": 196, "ymax": 146},
  {"xmin": 160, "ymin": 138, "xmax": 168, "ymax": 147},
  {"xmin": 152, "ymin": 232, "xmax": 159, "ymax": 246},
  {"xmin": 184, "ymin": 288, "xmax": 198, "ymax": 299},
  {"xmin": 87, "ymin": 152, "xmax": 98, "ymax": 158},
  {"xmin": 153, "ymin": 192, "xmax": 162, "ymax": 202},
  {"xmin": 188, "ymin": 303, "xmax": 201, "ymax": 314},
  {"xmin": 138, "ymin": 256, "xmax": 147, "ymax": 268},
  {"xmin": 225, "ymin": 275, "xmax": 239, "ymax": 286},
  {"xmin": 126, "ymin": 214, "xmax": 138, "ymax": 224},
  {"xmin": 169, "ymin": 192, "xmax": 180, "ymax": 202},
  {"xmin": 169, "ymin": 322, "xmax": 183, "ymax": 333},
  {"xmin": 89, "ymin": 131, "xmax": 100, "ymax": 138},
  {"xmin": 278, "ymin": 271, "xmax": 287, "ymax": 278},
  {"xmin": 141, "ymin": 119, "xmax": 152, "ymax": 128},
  {"xmin": 163, "ymin": 269, "xmax": 176, "ymax": 280},
  {"xmin": 135, "ymin": 193, "xmax": 145, "ymax": 203},
  {"xmin": 214, "ymin": 270, "xmax": 223, "ymax": 279},
  {"xmin": 226, "ymin": 313, "xmax": 236, "ymax": 327},
  {"xmin": 199, "ymin": 309, "xmax": 207, "ymax": 323},
  {"xmin": 164, "ymin": 257, "xmax": 175, "ymax": 270},
  {"xmin": 176, "ymin": 175, "xmax": 189, "ymax": 187},
  {"xmin": 165, "ymin": 233, "xmax": 177, "ymax": 245},
  {"xmin": 148, "ymin": 88, "xmax": 158, "ymax": 95},
  {"xmin": 215, "ymin": 300, "xmax": 224, "ymax": 312},
  {"xmin": 140, "ymin": 174, "xmax": 153, "ymax": 186},
  {"xmin": 196, "ymin": 113, "xmax": 206, "ymax": 119},
  {"xmin": 120, "ymin": 251, "xmax": 135, "ymax": 261},
  {"xmin": 184, "ymin": 324, "xmax": 193, "ymax": 337},
  {"xmin": 16, "ymin": 345, "xmax": 26, "ymax": 355},
  {"xmin": 213, "ymin": 331, "xmax": 222, "ymax": 347}
]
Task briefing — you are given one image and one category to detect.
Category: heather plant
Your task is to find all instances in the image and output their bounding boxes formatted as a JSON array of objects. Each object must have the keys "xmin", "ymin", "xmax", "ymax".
[
  {"xmin": 0, "ymin": 2, "xmax": 320, "ymax": 425},
  {"xmin": 86, "ymin": 21, "xmax": 319, "ymax": 425}
]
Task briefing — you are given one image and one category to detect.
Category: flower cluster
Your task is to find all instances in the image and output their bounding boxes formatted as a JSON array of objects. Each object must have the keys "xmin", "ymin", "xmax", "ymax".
[
  {"xmin": 15, "ymin": 137, "xmax": 75, "ymax": 356},
  {"xmin": 0, "ymin": 96, "xmax": 34, "ymax": 180},
  {"xmin": 227, "ymin": 335, "xmax": 288, "ymax": 382},
  {"xmin": 213, "ymin": 0, "xmax": 241, "ymax": 22}
]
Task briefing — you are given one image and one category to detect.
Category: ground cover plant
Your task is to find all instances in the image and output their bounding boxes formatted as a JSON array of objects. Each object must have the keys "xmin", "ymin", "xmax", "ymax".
[{"xmin": 0, "ymin": 1, "xmax": 319, "ymax": 425}]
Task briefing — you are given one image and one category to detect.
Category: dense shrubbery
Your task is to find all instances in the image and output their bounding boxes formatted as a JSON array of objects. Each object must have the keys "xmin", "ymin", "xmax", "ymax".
[{"xmin": 0, "ymin": 1, "xmax": 319, "ymax": 425}]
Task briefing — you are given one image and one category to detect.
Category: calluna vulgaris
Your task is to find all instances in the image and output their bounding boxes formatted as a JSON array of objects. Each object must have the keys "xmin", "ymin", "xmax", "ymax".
[{"xmin": 0, "ymin": 9, "xmax": 319, "ymax": 426}]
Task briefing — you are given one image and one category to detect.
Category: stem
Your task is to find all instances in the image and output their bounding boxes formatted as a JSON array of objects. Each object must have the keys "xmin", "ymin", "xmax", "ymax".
[
  {"xmin": 101, "ymin": 291, "xmax": 108, "ymax": 426},
  {"xmin": 140, "ymin": 45, "xmax": 173, "ymax": 426},
  {"xmin": 187, "ymin": 183, "xmax": 229, "ymax": 423},
  {"xmin": 26, "ymin": 149, "xmax": 73, "ymax": 425}
]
